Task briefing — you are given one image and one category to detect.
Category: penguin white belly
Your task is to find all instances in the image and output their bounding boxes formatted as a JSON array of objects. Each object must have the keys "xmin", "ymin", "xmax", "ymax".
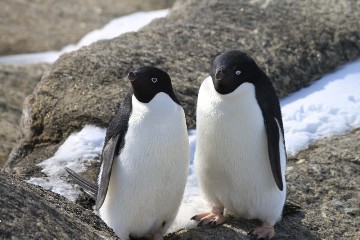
[
  {"xmin": 195, "ymin": 77, "xmax": 286, "ymax": 225},
  {"xmin": 100, "ymin": 93, "xmax": 189, "ymax": 240}
]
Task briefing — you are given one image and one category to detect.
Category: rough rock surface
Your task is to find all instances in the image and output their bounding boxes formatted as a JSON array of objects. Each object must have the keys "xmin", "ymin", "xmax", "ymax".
[
  {"xmin": 1, "ymin": 0, "xmax": 360, "ymax": 238},
  {"xmin": 1, "ymin": 128, "xmax": 359, "ymax": 239},
  {"xmin": 5, "ymin": 0, "xmax": 360, "ymax": 177},
  {"xmin": 167, "ymin": 128, "xmax": 360, "ymax": 239},
  {"xmin": 0, "ymin": 171, "xmax": 117, "ymax": 239},
  {"xmin": 0, "ymin": 64, "xmax": 50, "ymax": 166},
  {"xmin": 286, "ymin": 128, "xmax": 360, "ymax": 239},
  {"xmin": 0, "ymin": 0, "xmax": 175, "ymax": 55}
]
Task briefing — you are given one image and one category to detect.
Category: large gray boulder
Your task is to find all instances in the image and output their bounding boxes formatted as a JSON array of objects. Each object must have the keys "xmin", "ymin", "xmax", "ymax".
[
  {"xmin": 0, "ymin": 0, "xmax": 175, "ymax": 166},
  {"xmin": 0, "ymin": 0, "xmax": 175, "ymax": 55},
  {"xmin": 286, "ymin": 128, "xmax": 360, "ymax": 239},
  {"xmin": 0, "ymin": 171, "xmax": 117, "ymax": 239},
  {"xmin": 2, "ymin": 128, "xmax": 359, "ymax": 239},
  {"xmin": 0, "ymin": 64, "xmax": 50, "ymax": 166},
  {"xmin": 1, "ymin": 0, "xmax": 360, "ymax": 238},
  {"xmin": 5, "ymin": 0, "xmax": 360, "ymax": 176}
]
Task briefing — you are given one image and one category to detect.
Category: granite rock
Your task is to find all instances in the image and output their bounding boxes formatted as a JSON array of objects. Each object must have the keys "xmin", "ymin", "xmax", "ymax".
[
  {"xmin": 2, "ymin": 128, "xmax": 358, "ymax": 239},
  {"xmin": 5, "ymin": 0, "xmax": 360, "ymax": 176},
  {"xmin": 286, "ymin": 128, "xmax": 360, "ymax": 239},
  {"xmin": 2, "ymin": 0, "xmax": 360, "ymax": 238},
  {"xmin": 0, "ymin": 64, "xmax": 50, "ymax": 166},
  {"xmin": 0, "ymin": 171, "xmax": 118, "ymax": 239}
]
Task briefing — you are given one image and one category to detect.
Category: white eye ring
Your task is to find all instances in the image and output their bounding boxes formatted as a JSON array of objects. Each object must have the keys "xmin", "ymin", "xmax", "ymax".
[
  {"xmin": 235, "ymin": 70, "xmax": 242, "ymax": 75},
  {"xmin": 151, "ymin": 78, "xmax": 158, "ymax": 83}
]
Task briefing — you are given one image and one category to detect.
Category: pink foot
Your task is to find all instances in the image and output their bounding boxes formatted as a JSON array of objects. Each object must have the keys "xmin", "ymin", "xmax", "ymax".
[
  {"xmin": 248, "ymin": 224, "xmax": 275, "ymax": 240},
  {"xmin": 191, "ymin": 206, "xmax": 225, "ymax": 227},
  {"xmin": 150, "ymin": 233, "xmax": 163, "ymax": 240}
]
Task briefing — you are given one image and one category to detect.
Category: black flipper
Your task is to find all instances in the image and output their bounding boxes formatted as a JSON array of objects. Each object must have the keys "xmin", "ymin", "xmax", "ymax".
[
  {"xmin": 255, "ymin": 75, "xmax": 286, "ymax": 191},
  {"xmin": 95, "ymin": 93, "xmax": 133, "ymax": 210},
  {"xmin": 65, "ymin": 167, "xmax": 98, "ymax": 198},
  {"xmin": 96, "ymin": 134, "xmax": 120, "ymax": 209}
]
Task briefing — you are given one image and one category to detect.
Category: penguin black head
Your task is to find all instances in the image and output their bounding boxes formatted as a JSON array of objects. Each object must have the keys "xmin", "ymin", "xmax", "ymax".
[
  {"xmin": 210, "ymin": 50, "xmax": 264, "ymax": 94},
  {"xmin": 128, "ymin": 66, "xmax": 180, "ymax": 104}
]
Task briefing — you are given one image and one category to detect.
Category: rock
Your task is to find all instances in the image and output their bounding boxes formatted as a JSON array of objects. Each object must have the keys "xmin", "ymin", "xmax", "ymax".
[
  {"xmin": 0, "ymin": 64, "xmax": 50, "ymax": 167},
  {"xmin": 286, "ymin": 128, "xmax": 360, "ymax": 239},
  {"xmin": 0, "ymin": 170, "xmax": 118, "ymax": 239},
  {"xmin": 2, "ymin": 0, "xmax": 360, "ymax": 238},
  {"xmin": 5, "ymin": 0, "xmax": 360, "ymax": 177},
  {"xmin": 4, "ymin": 127, "xmax": 359, "ymax": 239},
  {"xmin": 167, "ymin": 128, "xmax": 360, "ymax": 239},
  {"xmin": 0, "ymin": 0, "xmax": 175, "ymax": 55},
  {"xmin": 166, "ymin": 208, "xmax": 317, "ymax": 240}
]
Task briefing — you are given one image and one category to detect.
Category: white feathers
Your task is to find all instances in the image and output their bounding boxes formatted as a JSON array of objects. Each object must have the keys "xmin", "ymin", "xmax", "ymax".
[
  {"xmin": 99, "ymin": 93, "xmax": 189, "ymax": 239},
  {"xmin": 195, "ymin": 77, "xmax": 286, "ymax": 225}
]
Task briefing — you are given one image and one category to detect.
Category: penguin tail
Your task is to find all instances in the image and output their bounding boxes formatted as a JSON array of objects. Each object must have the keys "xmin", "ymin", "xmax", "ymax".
[{"xmin": 65, "ymin": 167, "xmax": 98, "ymax": 199}]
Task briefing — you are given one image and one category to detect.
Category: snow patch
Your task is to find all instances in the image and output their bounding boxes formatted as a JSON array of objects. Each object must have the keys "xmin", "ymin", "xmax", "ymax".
[
  {"xmin": 26, "ymin": 125, "xmax": 105, "ymax": 201},
  {"xmin": 281, "ymin": 61, "xmax": 360, "ymax": 155}
]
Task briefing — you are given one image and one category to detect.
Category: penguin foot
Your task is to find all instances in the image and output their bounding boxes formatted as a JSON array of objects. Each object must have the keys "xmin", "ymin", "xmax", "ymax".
[
  {"xmin": 191, "ymin": 206, "xmax": 225, "ymax": 227},
  {"xmin": 248, "ymin": 225, "xmax": 275, "ymax": 240},
  {"xmin": 150, "ymin": 233, "xmax": 163, "ymax": 240}
]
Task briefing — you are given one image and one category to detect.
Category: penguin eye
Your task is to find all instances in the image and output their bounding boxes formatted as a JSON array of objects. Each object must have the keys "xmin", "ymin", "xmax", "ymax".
[
  {"xmin": 151, "ymin": 77, "xmax": 158, "ymax": 83},
  {"xmin": 235, "ymin": 70, "xmax": 242, "ymax": 75}
]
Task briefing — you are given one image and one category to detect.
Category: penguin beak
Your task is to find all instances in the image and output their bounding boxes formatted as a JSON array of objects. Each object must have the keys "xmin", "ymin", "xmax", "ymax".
[
  {"xmin": 128, "ymin": 71, "xmax": 136, "ymax": 82},
  {"xmin": 215, "ymin": 67, "xmax": 225, "ymax": 81}
]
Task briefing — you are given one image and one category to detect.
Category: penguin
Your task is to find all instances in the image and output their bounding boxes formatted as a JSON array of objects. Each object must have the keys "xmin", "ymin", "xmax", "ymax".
[
  {"xmin": 191, "ymin": 50, "xmax": 286, "ymax": 239},
  {"xmin": 66, "ymin": 66, "xmax": 189, "ymax": 240}
]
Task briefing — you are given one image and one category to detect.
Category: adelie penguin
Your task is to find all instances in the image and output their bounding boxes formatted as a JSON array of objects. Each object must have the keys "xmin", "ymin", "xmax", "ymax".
[
  {"xmin": 66, "ymin": 66, "xmax": 189, "ymax": 240},
  {"xmin": 192, "ymin": 50, "xmax": 286, "ymax": 239}
]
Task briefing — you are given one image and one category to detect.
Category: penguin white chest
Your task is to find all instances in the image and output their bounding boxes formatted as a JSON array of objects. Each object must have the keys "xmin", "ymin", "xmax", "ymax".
[
  {"xmin": 100, "ymin": 93, "xmax": 189, "ymax": 239},
  {"xmin": 195, "ymin": 77, "xmax": 286, "ymax": 224}
]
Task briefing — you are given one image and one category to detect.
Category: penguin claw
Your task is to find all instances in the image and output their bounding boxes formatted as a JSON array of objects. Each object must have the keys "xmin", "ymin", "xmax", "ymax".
[
  {"xmin": 192, "ymin": 207, "xmax": 225, "ymax": 228},
  {"xmin": 248, "ymin": 225, "xmax": 275, "ymax": 239},
  {"xmin": 210, "ymin": 220, "xmax": 217, "ymax": 228}
]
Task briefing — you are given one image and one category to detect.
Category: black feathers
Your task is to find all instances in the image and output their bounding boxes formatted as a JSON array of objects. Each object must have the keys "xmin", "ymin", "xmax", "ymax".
[
  {"xmin": 129, "ymin": 66, "xmax": 180, "ymax": 105},
  {"xmin": 255, "ymin": 79, "xmax": 286, "ymax": 191},
  {"xmin": 96, "ymin": 93, "xmax": 132, "ymax": 210}
]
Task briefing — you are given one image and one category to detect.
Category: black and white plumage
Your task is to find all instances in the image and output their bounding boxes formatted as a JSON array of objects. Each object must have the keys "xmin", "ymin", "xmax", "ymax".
[
  {"xmin": 67, "ymin": 67, "xmax": 189, "ymax": 240},
  {"xmin": 192, "ymin": 50, "xmax": 286, "ymax": 239}
]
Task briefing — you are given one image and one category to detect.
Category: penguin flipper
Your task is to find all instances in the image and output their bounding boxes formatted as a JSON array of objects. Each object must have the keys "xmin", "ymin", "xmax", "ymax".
[
  {"xmin": 65, "ymin": 167, "xmax": 98, "ymax": 198},
  {"xmin": 95, "ymin": 93, "xmax": 132, "ymax": 210},
  {"xmin": 96, "ymin": 134, "xmax": 120, "ymax": 210},
  {"xmin": 256, "ymin": 81, "xmax": 285, "ymax": 191},
  {"xmin": 264, "ymin": 113, "xmax": 284, "ymax": 191}
]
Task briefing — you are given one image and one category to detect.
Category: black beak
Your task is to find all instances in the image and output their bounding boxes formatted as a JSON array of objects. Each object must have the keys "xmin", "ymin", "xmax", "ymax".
[
  {"xmin": 215, "ymin": 67, "xmax": 225, "ymax": 81},
  {"xmin": 128, "ymin": 71, "xmax": 136, "ymax": 82}
]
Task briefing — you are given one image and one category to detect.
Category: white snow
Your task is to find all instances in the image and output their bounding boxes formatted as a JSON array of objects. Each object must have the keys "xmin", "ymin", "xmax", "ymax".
[
  {"xmin": 281, "ymin": 60, "xmax": 360, "ymax": 155},
  {"xmin": 26, "ymin": 126, "xmax": 105, "ymax": 201},
  {"xmin": 9, "ymin": 5, "xmax": 360, "ymax": 236},
  {"xmin": 0, "ymin": 9, "xmax": 168, "ymax": 65}
]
